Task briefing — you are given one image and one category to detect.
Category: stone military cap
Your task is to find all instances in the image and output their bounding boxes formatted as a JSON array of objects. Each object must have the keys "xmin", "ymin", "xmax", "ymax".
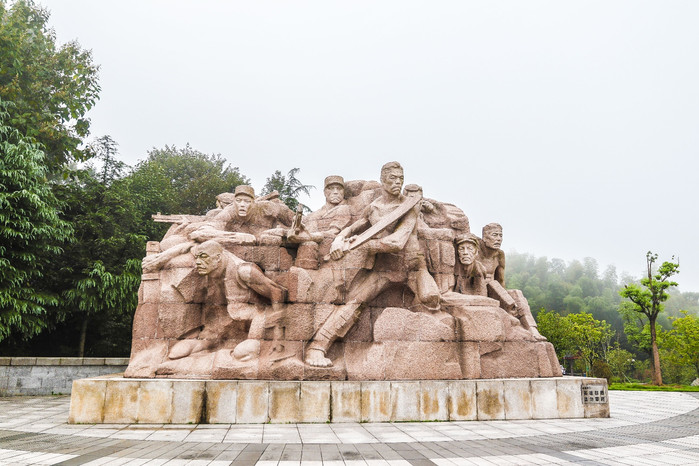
[
  {"xmin": 324, "ymin": 175, "xmax": 345, "ymax": 188},
  {"xmin": 216, "ymin": 192, "xmax": 236, "ymax": 205},
  {"xmin": 455, "ymin": 232, "xmax": 480, "ymax": 247},
  {"xmin": 234, "ymin": 185, "xmax": 255, "ymax": 199}
]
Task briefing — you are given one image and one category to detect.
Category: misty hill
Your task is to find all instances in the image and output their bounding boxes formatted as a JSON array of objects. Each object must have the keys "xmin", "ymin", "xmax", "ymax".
[{"xmin": 506, "ymin": 252, "xmax": 699, "ymax": 337}]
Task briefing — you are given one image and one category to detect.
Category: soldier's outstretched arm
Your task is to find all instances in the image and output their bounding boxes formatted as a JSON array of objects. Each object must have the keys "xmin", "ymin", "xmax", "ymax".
[
  {"xmin": 142, "ymin": 241, "xmax": 193, "ymax": 273},
  {"xmin": 210, "ymin": 204, "xmax": 236, "ymax": 223},
  {"xmin": 188, "ymin": 226, "xmax": 255, "ymax": 245},
  {"xmin": 372, "ymin": 206, "xmax": 418, "ymax": 253},
  {"xmin": 329, "ymin": 216, "xmax": 370, "ymax": 260},
  {"xmin": 266, "ymin": 201, "xmax": 295, "ymax": 228},
  {"xmin": 237, "ymin": 262, "xmax": 287, "ymax": 303}
]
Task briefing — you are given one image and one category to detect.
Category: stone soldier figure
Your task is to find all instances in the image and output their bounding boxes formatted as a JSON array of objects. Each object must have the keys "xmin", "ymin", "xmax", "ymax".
[
  {"xmin": 303, "ymin": 175, "xmax": 351, "ymax": 237},
  {"xmin": 479, "ymin": 223, "xmax": 545, "ymax": 341},
  {"xmin": 305, "ymin": 162, "xmax": 441, "ymax": 367},
  {"xmin": 453, "ymin": 233, "xmax": 487, "ymax": 296},
  {"xmin": 289, "ymin": 175, "xmax": 352, "ymax": 270},
  {"xmin": 189, "ymin": 185, "xmax": 295, "ymax": 244},
  {"xmin": 166, "ymin": 240, "xmax": 289, "ymax": 362}
]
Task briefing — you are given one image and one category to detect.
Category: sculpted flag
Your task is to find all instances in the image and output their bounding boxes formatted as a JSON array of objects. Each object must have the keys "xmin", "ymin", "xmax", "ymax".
[{"xmin": 125, "ymin": 162, "xmax": 561, "ymax": 380}]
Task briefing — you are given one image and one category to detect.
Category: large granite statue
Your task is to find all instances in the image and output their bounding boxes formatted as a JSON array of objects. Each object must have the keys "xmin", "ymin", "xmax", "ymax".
[{"xmin": 126, "ymin": 162, "xmax": 562, "ymax": 380}]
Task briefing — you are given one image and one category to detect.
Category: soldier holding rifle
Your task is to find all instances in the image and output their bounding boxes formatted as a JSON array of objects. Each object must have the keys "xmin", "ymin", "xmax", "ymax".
[{"xmin": 305, "ymin": 162, "xmax": 441, "ymax": 367}]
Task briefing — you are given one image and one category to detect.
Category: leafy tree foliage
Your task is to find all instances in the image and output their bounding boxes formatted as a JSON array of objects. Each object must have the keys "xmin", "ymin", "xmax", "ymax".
[
  {"xmin": 619, "ymin": 252, "xmax": 679, "ymax": 385},
  {"xmin": 618, "ymin": 301, "xmax": 657, "ymax": 358},
  {"xmin": 663, "ymin": 311, "xmax": 699, "ymax": 381},
  {"xmin": 261, "ymin": 167, "xmax": 314, "ymax": 211},
  {"xmin": 0, "ymin": 0, "xmax": 100, "ymax": 172},
  {"xmin": 535, "ymin": 309, "xmax": 576, "ymax": 358},
  {"xmin": 1, "ymin": 141, "xmax": 255, "ymax": 356},
  {"xmin": 537, "ymin": 309, "xmax": 613, "ymax": 376},
  {"xmin": 63, "ymin": 260, "xmax": 141, "ymax": 357},
  {"xmin": 508, "ymin": 251, "xmax": 697, "ymax": 383},
  {"xmin": 567, "ymin": 311, "xmax": 614, "ymax": 376},
  {"xmin": 606, "ymin": 346, "xmax": 634, "ymax": 382},
  {"xmin": 506, "ymin": 253, "xmax": 624, "ymax": 337},
  {"xmin": 45, "ymin": 138, "xmax": 145, "ymax": 356},
  {"xmin": 0, "ymin": 100, "xmax": 71, "ymax": 341},
  {"xmin": 90, "ymin": 136, "xmax": 124, "ymax": 185},
  {"xmin": 123, "ymin": 145, "xmax": 250, "ymax": 240}
]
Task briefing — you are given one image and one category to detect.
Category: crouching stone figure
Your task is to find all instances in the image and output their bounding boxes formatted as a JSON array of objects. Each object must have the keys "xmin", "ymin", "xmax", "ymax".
[{"xmin": 166, "ymin": 240, "xmax": 288, "ymax": 363}]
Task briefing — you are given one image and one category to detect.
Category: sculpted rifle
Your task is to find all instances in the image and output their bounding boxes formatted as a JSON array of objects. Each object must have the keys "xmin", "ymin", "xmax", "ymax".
[{"xmin": 323, "ymin": 191, "xmax": 422, "ymax": 260}]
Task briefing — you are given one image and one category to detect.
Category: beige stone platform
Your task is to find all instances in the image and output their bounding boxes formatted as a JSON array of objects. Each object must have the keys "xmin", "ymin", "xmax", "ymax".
[{"xmin": 69, "ymin": 376, "xmax": 608, "ymax": 424}]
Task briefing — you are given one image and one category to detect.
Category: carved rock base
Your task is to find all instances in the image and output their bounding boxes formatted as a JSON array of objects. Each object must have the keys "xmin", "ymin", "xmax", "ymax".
[
  {"xmin": 126, "ymin": 295, "xmax": 563, "ymax": 381},
  {"xmin": 68, "ymin": 376, "xmax": 609, "ymax": 424}
]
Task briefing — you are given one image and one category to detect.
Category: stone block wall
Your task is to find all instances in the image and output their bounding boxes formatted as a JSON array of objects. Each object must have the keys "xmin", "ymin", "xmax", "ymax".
[
  {"xmin": 0, "ymin": 357, "xmax": 129, "ymax": 396},
  {"xmin": 69, "ymin": 376, "xmax": 609, "ymax": 424}
]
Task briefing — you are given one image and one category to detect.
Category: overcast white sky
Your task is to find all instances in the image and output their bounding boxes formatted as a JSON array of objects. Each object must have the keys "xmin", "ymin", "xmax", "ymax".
[{"xmin": 42, "ymin": 1, "xmax": 699, "ymax": 291}]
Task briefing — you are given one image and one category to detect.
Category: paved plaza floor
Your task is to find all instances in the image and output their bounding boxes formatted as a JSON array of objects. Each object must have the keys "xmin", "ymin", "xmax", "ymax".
[{"xmin": 0, "ymin": 390, "xmax": 697, "ymax": 465}]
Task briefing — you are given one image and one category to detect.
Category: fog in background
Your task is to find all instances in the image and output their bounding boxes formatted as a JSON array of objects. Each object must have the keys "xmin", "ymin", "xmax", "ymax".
[{"xmin": 43, "ymin": 1, "xmax": 699, "ymax": 291}]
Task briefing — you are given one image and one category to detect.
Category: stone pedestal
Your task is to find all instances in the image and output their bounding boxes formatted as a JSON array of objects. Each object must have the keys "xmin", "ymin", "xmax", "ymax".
[{"xmin": 69, "ymin": 376, "xmax": 609, "ymax": 424}]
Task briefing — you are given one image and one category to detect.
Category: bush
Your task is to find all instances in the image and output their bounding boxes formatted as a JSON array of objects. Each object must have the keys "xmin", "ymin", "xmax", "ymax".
[{"xmin": 593, "ymin": 360, "xmax": 613, "ymax": 383}]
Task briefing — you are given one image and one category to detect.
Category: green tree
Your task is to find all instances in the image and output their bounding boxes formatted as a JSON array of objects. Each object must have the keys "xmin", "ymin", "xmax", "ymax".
[
  {"xmin": 619, "ymin": 251, "xmax": 679, "ymax": 385},
  {"xmin": 3, "ymin": 143, "xmax": 254, "ymax": 357},
  {"xmin": 567, "ymin": 311, "xmax": 614, "ymax": 376},
  {"xmin": 0, "ymin": 100, "xmax": 71, "ymax": 341},
  {"xmin": 47, "ymin": 138, "xmax": 145, "ymax": 356},
  {"xmin": 537, "ymin": 309, "xmax": 613, "ymax": 376},
  {"xmin": 2, "ymin": 143, "xmax": 256, "ymax": 356},
  {"xmin": 664, "ymin": 311, "xmax": 699, "ymax": 381},
  {"xmin": 536, "ymin": 308, "xmax": 576, "ymax": 358},
  {"xmin": 261, "ymin": 167, "xmax": 314, "ymax": 211},
  {"xmin": 506, "ymin": 252, "xmax": 624, "ymax": 338},
  {"xmin": 606, "ymin": 346, "xmax": 634, "ymax": 382},
  {"xmin": 618, "ymin": 301, "xmax": 656, "ymax": 358},
  {"xmin": 124, "ymin": 145, "xmax": 250, "ymax": 240},
  {"xmin": 90, "ymin": 136, "xmax": 124, "ymax": 185},
  {"xmin": 64, "ymin": 260, "xmax": 141, "ymax": 357},
  {"xmin": 546, "ymin": 281, "xmax": 567, "ymax": 312},
  {"xmin": 0, "ymin": 0, "xmax": 100, "ymax": 172}
]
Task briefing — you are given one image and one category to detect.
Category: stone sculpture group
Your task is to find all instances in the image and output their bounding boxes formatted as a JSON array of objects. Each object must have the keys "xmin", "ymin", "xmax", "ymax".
[{"xmin": 125, "ymin": 162, "xmax": 562, "ymax": 381}]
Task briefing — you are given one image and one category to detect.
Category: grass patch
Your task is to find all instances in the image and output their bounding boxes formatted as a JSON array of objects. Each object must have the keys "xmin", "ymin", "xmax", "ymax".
[{"xmin": 609, "ymin": 383, "xmax": 699, "ymax": 392}]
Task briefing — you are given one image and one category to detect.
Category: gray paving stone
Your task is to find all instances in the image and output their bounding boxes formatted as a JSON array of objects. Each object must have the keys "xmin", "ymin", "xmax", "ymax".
[
  {"xmin": 390, "ymin": 442, "xmax": 418, "ymax": 451},
  {"xmin": 352, "ymin": 444, "xmax": 383, "ymax": 459},
  {"xmin": 53, "ymin": 443, "xmax": 134, "ymax": 465},
  {"xmin": 338, "ymin": 444, "xmax": 363, "ymax": 461},
  {"xmin": 301, "ymin": 448, "xmax": 323, "ymax": 461},
  {"xmin": 258, "ymin": 443, "xmax": 284, "ymax": 461},
  {"xmin": 377, "ymin": 449, "xmax": 405, "ymax": 460},
  {"xmin": 320, "ymin": 444, "xmax": 343, "ymax": 461},
  {"xmin": 280, "ymin": 446, "xmax": 302, "ymax": 461},
  {"xmin": 214, "ymin": 449, "xmax": 249, "ymax": 461},
  {"xmin": 243, "ymin": 443, "xmax": 268, "ymax": 451},
  {"xmin": 235, "ymin": 450, "xmax": 264, "ymax": 462},
  {"xmin": 398, "ymin": 449, "xmax": 429, "ymax": 460},
  {"xmin": 0, "ymin": 392, "xmax": 697, "ymax": 464}
]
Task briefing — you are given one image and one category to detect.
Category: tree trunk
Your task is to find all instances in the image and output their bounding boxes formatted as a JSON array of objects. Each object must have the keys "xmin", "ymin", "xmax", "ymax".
[
  {"xmin": 649, "ymin": 316, "xmax": 662, "ymax": 385},
  {"xmin": 78, "ymin": 316, "xmax": 88, "ymax": 358}
]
